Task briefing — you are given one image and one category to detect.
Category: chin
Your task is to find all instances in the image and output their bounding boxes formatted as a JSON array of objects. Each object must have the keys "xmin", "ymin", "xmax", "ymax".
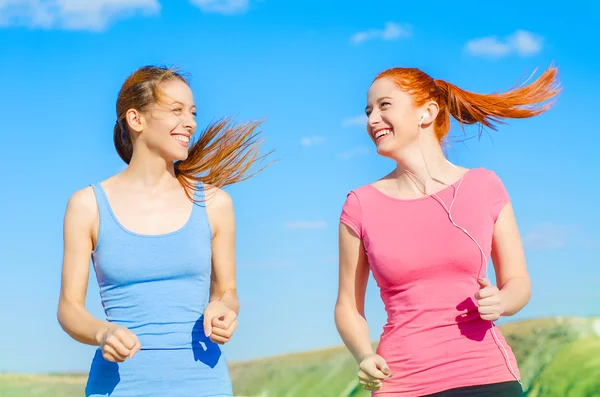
[
  {"xmin": 161, "ymin": 148, "xmax": 189, "ymax": 163},
  {"xmin": 375, "ymin": 142, "xmax": 398, "ymax": 159},
  {"xmin": 174, "ymin": 152, "xmax": 189, "ymax": 162}
]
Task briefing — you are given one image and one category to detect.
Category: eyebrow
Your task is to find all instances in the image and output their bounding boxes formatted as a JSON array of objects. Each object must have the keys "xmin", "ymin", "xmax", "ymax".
[
  {"xmin": 365, "ymin": 96, "xmax": 394, "ymax": 112},
  {"xmin": 169, "ymin": 101, "xmax": 196, "ymax": 109}
]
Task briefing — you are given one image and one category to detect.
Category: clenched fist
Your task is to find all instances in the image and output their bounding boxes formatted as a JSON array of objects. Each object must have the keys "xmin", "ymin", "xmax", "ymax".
[
  {"xmin": 358, "ymin": 354, "xmax": 392, "ymax": 391},
  {"xmin": 203, "ymin": 301, "xmax": 238, "ymax": 345},
  {"xmin": 475, "ymin": 278, "xmax": 504, "ymax": 322},
  {"xmin": 98, "ymin": 325, "xmax": 141, "ymax": 362}
]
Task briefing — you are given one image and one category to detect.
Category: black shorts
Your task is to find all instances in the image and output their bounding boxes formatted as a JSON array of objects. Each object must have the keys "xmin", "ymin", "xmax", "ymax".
[{"xmin": 422, "ymin": 381, "xmax": 524, "ymax": 397}]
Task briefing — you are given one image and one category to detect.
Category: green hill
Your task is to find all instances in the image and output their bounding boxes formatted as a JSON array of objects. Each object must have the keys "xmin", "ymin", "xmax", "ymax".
[{"xmin": 1, "ymin": 317, "xmax": 599, "ymax": 397}]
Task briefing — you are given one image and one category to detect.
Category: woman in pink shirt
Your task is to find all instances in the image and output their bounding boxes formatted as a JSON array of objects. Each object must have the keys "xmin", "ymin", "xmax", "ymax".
[{"xmin": 335, "ymin": 65, "xmax": 560, "ymax": 396}]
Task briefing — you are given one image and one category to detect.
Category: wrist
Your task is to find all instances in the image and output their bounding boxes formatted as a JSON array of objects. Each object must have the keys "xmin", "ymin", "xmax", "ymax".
[
  {"xmin": 94, "ymin": 323, "xmax": 113, "ymax": 346},
  {"xmin": 357, "ymin": 350, "xmax": 375, "ymax": 363},
  {"xmin": 211, "ymin": 297, "xmax": 239, "ymax": 314},
  {"xmin": 94, "ymin": 327, "xmax": 107, "ymax": 346}
]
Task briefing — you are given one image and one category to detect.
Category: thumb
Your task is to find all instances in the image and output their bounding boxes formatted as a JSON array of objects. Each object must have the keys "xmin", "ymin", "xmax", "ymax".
[
  {"xmin": 374, "ymin": 356, "xmax": 392, "ymax": 376},
  {"xmin": 478, "ymin": 278, "xmax": 491, "ymax": 288},
  {"xmin": 203, "ymin": 314, "xmax": 212, "ymax": 338},
  {"xmin": 212, "ymin": 310, "xmax": 236, "ymax": 329}
]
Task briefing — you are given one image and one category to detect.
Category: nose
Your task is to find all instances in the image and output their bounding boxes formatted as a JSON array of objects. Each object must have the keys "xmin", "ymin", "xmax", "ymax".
[
  {"xmin": 368, "ymin": 110, "xmax": 381, "ymax": 130},
  {"xmin": 182, "ymin": 111, "xmax": 197, "ymax": 132}
]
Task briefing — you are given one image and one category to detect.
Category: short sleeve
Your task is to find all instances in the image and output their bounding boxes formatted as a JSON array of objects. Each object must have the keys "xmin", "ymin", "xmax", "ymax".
[
  {"xmin": 488, "ymin": 170, "xmax": 510, "ymax": 223},
  {"xmin": 340, "ymin": 191, "xmax": 363, "ymax": 239}
]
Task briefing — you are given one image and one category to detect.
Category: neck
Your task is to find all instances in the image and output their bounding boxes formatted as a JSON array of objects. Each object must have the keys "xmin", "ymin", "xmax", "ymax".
[
  {"xmin": 122, "ymin": 145, "xmax": 178, "ymax": 189},
  {"xmin": 393, "ymin": 129, "xmax": 457, "ymax": 193}
]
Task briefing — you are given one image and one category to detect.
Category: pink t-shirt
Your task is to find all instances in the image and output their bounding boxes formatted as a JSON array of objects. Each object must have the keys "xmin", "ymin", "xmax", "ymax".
[{"xmin": 340, "ymin": 168, "xmax": 520, "ymax": 396}]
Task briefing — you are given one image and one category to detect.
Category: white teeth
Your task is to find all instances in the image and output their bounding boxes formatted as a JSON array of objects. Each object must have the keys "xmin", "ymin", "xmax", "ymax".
[
  {"xmin": 375, "ymin": 129, "xmax": 391, "ymax": 139},
  {"xmin": 173, "ymin": 135, "xmax": 190, "ymax": 143}
]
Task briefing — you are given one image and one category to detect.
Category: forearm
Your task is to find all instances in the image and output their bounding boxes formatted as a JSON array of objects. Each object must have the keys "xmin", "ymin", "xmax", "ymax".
[
  {"xmin": 335, "ymin": 303, "xmax": 374, "ymax": 363},
  {"xmin": 57, "ymin": 300, "xmax": 112, "ymax": 346},
  {"xmin": 211, "ymin": 288, "xmax": 239, "ymax": 315},
  {"xmin": 499, "ymin": 276, "xmax": 531, "ymax": 316}
]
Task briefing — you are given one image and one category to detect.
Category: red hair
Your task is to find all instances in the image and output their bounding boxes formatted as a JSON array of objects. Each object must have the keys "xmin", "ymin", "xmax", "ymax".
[{"xmin": 374, "ymin": 65, "xmax": 561, "ymax": 141}]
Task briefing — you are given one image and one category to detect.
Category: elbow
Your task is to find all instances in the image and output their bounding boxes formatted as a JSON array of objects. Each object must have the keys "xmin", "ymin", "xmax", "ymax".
[
  {"xmin": 56, "ymin": 297, "xmax": 80, "ymax": 335},
  {"xmin": 334, "ymin": 303, "xmax": 345, "ymax": 332},
  {"xmin": 56, "ymin": 299, "xmax": 70, "ymax": 332},
  {"xmin": 520, "ymin": 275, "xmax": 533, "ymax": 304},
  {"xmin": 334, "ymin": 299, "xmax": 363, "ymax": 328},
  {"xmin": 334, "ymin": 298, "xmax": 347, "ymax": 318}
]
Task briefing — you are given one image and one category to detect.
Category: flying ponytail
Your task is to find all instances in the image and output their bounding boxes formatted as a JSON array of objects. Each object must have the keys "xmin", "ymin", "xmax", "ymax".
[{"xmin": 374, "ymin": 64, "xmax": 561, "ymax": 141}]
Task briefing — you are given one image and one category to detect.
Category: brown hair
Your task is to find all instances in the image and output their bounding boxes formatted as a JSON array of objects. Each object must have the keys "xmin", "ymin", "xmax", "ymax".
[
  {"xmin": 114, "ymin": 66, "xmax": 271, "ymax": 201},
  {"xmin": 374, "ymin": 64, "xmax": 561, "ymax": 141}
]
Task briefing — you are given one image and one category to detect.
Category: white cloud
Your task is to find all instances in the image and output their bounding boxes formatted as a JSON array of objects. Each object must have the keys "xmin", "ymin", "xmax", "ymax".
[
  {"xmin": 342, "ymin": 114, "xmax": 368, "ymax": 127},
  {"xmin": 350, "ymin": 22, "xmax": 412, "ymax": 45},
  {"xmin": 285, "ymin": 220, "xmax": 327, "ymax": 230},
  {"xmin": 465, "ymin": 30, "xmax": 543, "ymax": 58},
  {"xmin": 338, "ymin": 146, "xmax": 370, "ymax": 160},
  {"xmin": 510, "ymin": 30, "xmax": 543, "ymax": 55},
  {"xmin": 0, "ymin": 0, "xmax": 160, "ymax": 31},
  {"xmin": 523, "ymin": 224, "xmax": 573, "ymax": 250},
  {"xmin": 189, "ymin": 0, "xmax": 248, "ymax": 15},
  {"xmin": 300, "ymin": 136, "xmax": 326, "ymax": 147}
]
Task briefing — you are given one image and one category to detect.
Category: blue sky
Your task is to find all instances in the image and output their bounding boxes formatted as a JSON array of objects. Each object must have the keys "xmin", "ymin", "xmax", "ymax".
[{"xmin": 0, "ymin": 0, "xmax": 599, "ymax": 374}]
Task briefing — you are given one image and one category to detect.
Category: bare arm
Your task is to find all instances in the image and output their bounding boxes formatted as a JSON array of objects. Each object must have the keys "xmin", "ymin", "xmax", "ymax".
[
  {"xmin": 334, "ymin": 223, "xmax": 374, "ymax": 363},
  {"xmin": 491, "ymin": 203, "xmax": 531, "ymax": 316},
  {"xmin": 57, "ymin": 187, "xmax": 111, "ymax": 346},
  {"xmin": 206, "ymin": 187, "xmax": 239, "ymax": 314},
  {"xmin": 203, "ymin": 187, "xmax": 239, "ymax": 344}
]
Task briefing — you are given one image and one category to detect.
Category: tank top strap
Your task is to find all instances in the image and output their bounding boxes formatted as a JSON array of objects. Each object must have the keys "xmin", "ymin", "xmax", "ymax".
[
  {"xmin": 189, "ymin": 182, "xmax": 213, "ymax": 239},
  {"xmin": 90, "ymin": 183, "xmax": 111, "ymax": 217},
  {"xmin": 192, "ymin": 181, "xmax": 207, "ymax": 203},
  {"xmin": 90, "ymin": 182, "xmax": 120, "ymax": 240}
]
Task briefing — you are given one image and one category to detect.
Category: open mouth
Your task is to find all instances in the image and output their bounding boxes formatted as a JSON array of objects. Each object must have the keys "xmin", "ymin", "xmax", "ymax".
[
  {"xmin": 172, "ymin": 134, "xmax": 190, "ymax": 147},
  {"xmin": 373, "ymin": 128, "xmax": 392, "ymax": 143}
]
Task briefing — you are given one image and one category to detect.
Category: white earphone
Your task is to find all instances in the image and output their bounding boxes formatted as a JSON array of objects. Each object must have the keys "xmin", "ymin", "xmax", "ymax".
[{"xmin": 410, "ymin": 119, "xmax": 522, "ymax": 384}]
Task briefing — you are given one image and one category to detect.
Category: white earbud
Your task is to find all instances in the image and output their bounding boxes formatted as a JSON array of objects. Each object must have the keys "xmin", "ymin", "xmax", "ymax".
[{"xmin": 419, "ymin": 113, "xmax": 427, "ymax": 125}]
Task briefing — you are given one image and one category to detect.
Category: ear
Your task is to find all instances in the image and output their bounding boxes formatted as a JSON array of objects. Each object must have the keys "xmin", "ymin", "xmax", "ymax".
[
  {"xmin": 125, "ymin": 109, "xmax": 144, "ymax": 133},
  {"xmin": 420, "ymin": 101, "xmax": 440, "ymax": 125}
]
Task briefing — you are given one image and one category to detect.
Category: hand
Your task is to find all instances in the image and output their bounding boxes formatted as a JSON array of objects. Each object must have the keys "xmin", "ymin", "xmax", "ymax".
[
  {"xmin": 357, "ymin": 354, "xmax": 392, "ymax": 391},
  {"xmin": 203, "ymin": 301, "xmax": 238, "ymax": 345},
  {"xmin": 98, "ymin": 325, "xmax": 141, "ymax": 362},
  {"xmin": 475, "ymin": 278, "xmax": 504, "ymax": 321}
]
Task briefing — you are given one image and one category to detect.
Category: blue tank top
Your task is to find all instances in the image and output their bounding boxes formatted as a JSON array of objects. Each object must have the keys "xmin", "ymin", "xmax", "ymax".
[{"xmin": 90, "ymin": 182, "xmax": 213, "ymax": 350}]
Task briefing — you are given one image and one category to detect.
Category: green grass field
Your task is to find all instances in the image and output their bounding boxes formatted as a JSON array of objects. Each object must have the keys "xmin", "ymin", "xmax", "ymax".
[{"xmin": 2, "ymin": 316, "xmax": 599, "ymax": 397}]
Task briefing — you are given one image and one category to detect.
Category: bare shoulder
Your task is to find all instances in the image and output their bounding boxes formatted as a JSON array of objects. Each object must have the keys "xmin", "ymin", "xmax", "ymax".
[
  {"xmin": 64, "ymin": 186, "xmax": 98, "ymax": 241},
  {"xmin": 203, "ymin": 184, "xmax": 233, "ymax": 213},
  {"xmin": 203, "ymin": 185, "xmax": 234, "ymax": 237},
  {"xmin": 66, "ymin": 186, "xmax": 97, "ymax": 218}
]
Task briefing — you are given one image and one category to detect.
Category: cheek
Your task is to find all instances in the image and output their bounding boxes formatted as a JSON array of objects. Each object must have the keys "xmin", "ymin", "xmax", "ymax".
[
  {"xmin": 387, "ymin": 114, "xmax": 415, "ymax": 137},
  {"xmin": 148, "ymin": 115, "xmax": 180, "ymax": 134},
  {"xmin": 160, "ymin": 114, "xmax": 182, "ymax": 131}
]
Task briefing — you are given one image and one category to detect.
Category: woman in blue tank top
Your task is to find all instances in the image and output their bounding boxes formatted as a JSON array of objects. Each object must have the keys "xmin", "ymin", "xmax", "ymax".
[{"xmin": 57, "ymin": 66, "xmax": 269, "ymax": 397}]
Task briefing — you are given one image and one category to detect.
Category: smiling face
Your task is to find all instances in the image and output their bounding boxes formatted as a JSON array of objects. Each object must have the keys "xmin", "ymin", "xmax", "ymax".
[
  {"xmin": 365, "ymin": 77, "xmax": 424, "ymax": 158},
  {"xmin": 139, "ymin": 79, "xmax": 197, "ymax": 162}
]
